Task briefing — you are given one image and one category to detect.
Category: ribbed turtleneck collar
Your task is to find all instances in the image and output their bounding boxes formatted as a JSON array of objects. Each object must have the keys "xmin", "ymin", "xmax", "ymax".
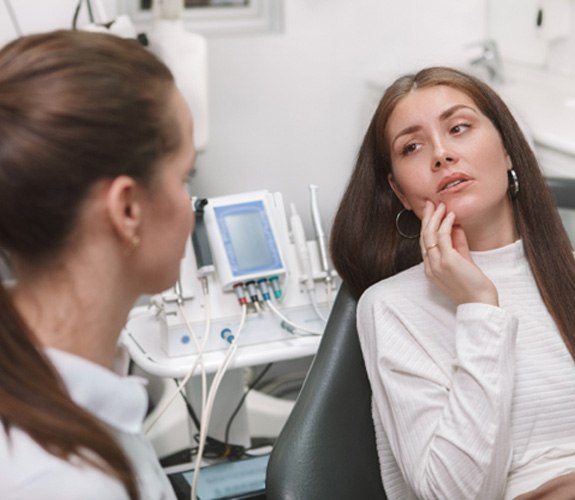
[{"xmin": 470, "ymin": 239, "xmax": 525, "ymax": 271}]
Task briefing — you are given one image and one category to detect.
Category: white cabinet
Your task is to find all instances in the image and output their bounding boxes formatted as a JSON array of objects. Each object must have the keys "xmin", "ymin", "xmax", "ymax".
[{"xmin": 496, "ymin": 64, "xmax": 575, "ymax": 178}]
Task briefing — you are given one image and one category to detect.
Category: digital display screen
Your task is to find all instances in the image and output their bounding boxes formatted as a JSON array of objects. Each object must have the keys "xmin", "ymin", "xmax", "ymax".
[
  {"xmin": 224, "ymin": 212, "xmax": 276, "ymax": 270},
  {"xmin": 214, "ymin": 201, "xmax": 283, "ymax": 278},
  {"xmin": 178, "ymin": 454, "xmax": 269, "ymax": 500}
]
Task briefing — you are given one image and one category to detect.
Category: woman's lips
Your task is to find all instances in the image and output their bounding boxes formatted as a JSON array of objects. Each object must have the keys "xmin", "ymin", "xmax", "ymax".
[{"xmin": 437, "ymin": 173, "xmax": 473, "ymax": 193}]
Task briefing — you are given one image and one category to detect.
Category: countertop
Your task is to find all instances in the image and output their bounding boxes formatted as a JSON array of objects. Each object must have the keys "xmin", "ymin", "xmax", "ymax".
[{"xmin": 496, "ymin": 63, "xmax": 575, "ymax": 158}]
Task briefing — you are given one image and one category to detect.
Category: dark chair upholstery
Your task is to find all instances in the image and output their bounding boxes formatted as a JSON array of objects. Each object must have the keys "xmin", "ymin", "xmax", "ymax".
[
  {"xmin": 266, "ymin": 283, "xmax": 387, "ymax": 500},
  {"xmin": 547, "ymin": 176, "xmax": 575, "ymax": 209}
]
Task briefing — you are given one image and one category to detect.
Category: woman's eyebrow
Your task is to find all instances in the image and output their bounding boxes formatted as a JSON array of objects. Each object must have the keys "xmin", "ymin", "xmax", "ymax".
[
  {"xmin": 439, "ymin": 104, "xmax": 477, "ymax": 121},
  {"xmin": 391, "ymin": 125, "xmax": 422, "ymax": 148},
  {"xmin": 391, "ymin": 104, "xmax": 478, "ymax": 148}
]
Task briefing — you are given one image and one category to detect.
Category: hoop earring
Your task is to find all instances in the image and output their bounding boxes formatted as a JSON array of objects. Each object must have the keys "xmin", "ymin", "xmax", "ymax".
[
  {"xmin": 508, "ymin": 168, "xmax": 519, "ymax": 199},
  {"xmin": 395, "ymin": 209, "xmax": 420, "ymax": 239}
]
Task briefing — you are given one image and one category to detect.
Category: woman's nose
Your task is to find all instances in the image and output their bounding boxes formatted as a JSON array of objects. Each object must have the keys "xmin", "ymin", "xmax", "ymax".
[
  {"xmin": 432, "ymin": 140, "xmax": 457, "ymax": 169},
  {"xmin": 433, "ymin": 154, "xmax": 455, "ymax": 169}
]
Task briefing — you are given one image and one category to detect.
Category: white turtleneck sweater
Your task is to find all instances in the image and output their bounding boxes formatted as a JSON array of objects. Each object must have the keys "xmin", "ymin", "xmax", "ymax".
[{"xmin": 357, "ymin": 240, "xmax": 575, "ymax": 499}]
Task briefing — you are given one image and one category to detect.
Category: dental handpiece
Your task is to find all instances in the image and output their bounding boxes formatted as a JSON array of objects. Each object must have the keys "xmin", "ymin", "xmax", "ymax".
[
  {"xmin": 309, "ymin": 184, "xmax": 331, "ymax": 283},
  {"xmin": 290, "ymin": 203, "xmax": 314, "ymax": 289}
]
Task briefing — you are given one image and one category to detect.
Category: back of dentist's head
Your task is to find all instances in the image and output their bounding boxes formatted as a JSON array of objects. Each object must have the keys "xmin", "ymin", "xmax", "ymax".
[
  {"xmin": 0, "ymin": 29, "xmax": 180, "ymax": 499},
  {"xmin": 0, "ymin": 29, "xmax": 179, "ymax": 261}
]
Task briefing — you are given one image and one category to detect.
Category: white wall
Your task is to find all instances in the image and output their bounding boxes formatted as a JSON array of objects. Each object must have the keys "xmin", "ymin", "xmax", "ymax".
[
  {"xmin": 487, "ymin": 0, "xmax": 574, "ymax": 67},
  {"xmin": 196, "ymin": 0, "xmax": 487, "ymax": 234},
  {"xmin": 0, "ymin": 1, "xmax": 119, "ymax": 45},
  {"xmin": 0, "ymin": 0, "xmax": 487, "ymax": 235}
]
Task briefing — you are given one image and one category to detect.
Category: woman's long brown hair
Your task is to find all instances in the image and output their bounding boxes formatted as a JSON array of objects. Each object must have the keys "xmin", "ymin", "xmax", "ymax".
[
  {"xmin": 330, "ymin": 66, "xmax": 575, "ymax": 360},
  {"xmin": 0, "ymin": 30, "xmax": 180, "ymax": 498}
]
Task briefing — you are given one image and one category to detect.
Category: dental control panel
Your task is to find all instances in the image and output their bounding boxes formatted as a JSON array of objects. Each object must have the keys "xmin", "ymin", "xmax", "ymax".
[
  {"xmin": 205, "ymin": 194, "xmax": 286, "ymax": 290},
  {"xmin": 125, "ymin": 189, "xmax": 338, "ymax": 361}
]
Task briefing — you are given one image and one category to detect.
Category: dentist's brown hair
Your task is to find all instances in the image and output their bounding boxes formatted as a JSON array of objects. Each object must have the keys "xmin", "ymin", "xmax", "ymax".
[
  {"xmin": 0, "ymin": 30, "xmax": 180, "ymax": 499},
  {"xmin": 330, "ymin": 66, "xmax": 575, "ymax": 359}
]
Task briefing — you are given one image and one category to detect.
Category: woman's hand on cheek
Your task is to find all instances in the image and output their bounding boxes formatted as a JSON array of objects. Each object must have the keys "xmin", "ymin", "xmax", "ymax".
[{"xmin": 420, "ymin": 201, "xmax": 499, "ymax": 306}]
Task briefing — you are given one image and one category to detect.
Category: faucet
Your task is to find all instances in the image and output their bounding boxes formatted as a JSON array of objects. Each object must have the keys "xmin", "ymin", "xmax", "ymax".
[{"xmin": 469, "ymin": 40, "xmax": 504, "ymax": 84}]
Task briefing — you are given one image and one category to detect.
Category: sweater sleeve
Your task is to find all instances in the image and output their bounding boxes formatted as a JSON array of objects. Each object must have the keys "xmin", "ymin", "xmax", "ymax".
[{"xmin": 357, "ymin": 289, "xmax": 518, "ymax": 499}]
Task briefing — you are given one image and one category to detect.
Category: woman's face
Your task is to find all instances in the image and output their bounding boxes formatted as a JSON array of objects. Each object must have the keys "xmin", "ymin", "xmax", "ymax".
[
  {"xmin": 386, "ymin": 85, "xmax": 514, "ymax": 235},
  {"xmin": 137, "ymin": 86, "xmax": 196, "ymax": 293}
]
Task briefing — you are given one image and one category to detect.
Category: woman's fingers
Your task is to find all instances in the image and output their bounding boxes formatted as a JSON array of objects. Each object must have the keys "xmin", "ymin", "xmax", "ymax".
[
  {"xmin": 420, "ymin": 201, "xmax": 447, "ymax": 256},
  {"xmin": 436, "ymin": 211, "xmax": 456, "ymax": 252},
  {"xmin": 419, "ymin": 207, "xmax": 499, "ymax": 306},
  {"xmin": 424, "ymin": 210, "xmax": 455, "ymax": 269}
]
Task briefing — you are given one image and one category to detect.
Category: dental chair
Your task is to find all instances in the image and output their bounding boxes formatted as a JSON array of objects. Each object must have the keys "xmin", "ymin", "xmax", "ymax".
[
  {"xmin": 265, "ymin": 177, "xmax": 574, "ymax": 500},
  {"xmin": 547, "ymin": 176, "xmax": 575, "ymax": 245},
  {"xmin": 547, "ymin": 176, "xmax": 575, "ymax": 209},
  {"xmin": 265, "ymin": 283, "xmax": 387, "ymax": 500}
]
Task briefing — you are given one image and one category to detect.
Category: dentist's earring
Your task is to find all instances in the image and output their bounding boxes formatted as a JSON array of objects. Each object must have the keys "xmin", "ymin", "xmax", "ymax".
[
  {"xmin": 508, "ymin": 169, "xmax": 519, "ymax": 199},
  {"xmin": 124, "ymin": 235, "xmax": 141, "ymax": 257}
]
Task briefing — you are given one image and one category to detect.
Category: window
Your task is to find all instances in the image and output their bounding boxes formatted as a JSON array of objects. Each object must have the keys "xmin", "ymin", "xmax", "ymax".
[
  {"xmin": 142, "ymin": 0, "xmax": 250, "ymax": 5},
  {"xmin": 141, "ymin": 1, "xmax": 249, "ymax": 6},
  {"xmin": 120, "ymin": 0, "xmax": 283, "ymax": 35}
]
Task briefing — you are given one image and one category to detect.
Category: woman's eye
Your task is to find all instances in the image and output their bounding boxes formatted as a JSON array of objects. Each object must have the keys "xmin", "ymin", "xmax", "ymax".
[
  {"xmin": 401, "ymin": 143, "xmax": 419, "ymax": 156},
  {"xmin": 451, "ymin": 122, "xmax": 470, "ymax": 134}
]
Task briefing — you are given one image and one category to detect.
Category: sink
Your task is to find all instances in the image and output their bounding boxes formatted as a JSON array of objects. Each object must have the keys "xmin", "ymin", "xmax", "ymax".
[{"xmin": 494, "ymin": 63, "xmax": 575, "ymax": 177}]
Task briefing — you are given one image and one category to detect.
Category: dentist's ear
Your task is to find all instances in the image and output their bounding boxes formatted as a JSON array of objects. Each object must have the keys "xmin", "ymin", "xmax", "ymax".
[
  {"xmin": 388, "ymin": 174, "xmax": 412, "ymax": 211},
  {"xmin": 106, "ymin": 175, "xmax": 143, "ymax": 246}
]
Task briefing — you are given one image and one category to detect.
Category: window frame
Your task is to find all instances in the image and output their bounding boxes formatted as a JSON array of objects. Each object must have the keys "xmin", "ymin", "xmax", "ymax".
[{"xmin": 118, "ymin": 0, "xmax": 283, "ymax": 35}]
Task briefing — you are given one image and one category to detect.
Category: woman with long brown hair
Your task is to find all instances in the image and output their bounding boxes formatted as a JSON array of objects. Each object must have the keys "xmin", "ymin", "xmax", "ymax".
[
  {"xmin": 330, "ymin": 67, "xmax": 575, "ymax": 499},
  {"xmin": 0, "ymin": 30, "xmax": 196, "ymax": 499}
]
